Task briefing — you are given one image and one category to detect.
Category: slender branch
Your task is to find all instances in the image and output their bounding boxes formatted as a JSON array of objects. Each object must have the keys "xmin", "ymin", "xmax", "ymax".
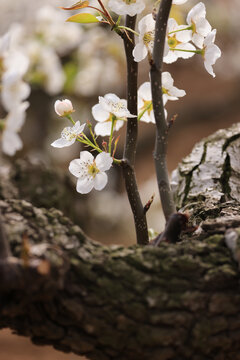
[
  {"xmin": 150, "ymin": 0, "xmax": 176, "ymax": 221},
  {"xmin": 122, "ymin": 15, "xmax": 148, "ymax": 245}
]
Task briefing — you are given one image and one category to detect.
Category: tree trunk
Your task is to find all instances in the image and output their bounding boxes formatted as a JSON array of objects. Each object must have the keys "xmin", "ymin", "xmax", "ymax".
[{"xmin": 1, "ymin": 123, "xmax": 240, "ymax": 360}]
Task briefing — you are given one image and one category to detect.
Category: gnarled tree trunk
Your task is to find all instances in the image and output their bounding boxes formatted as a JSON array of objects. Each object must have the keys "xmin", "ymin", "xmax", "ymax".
[{"xmin": 1, "ymin": 123, "xmax": 240, "ymax": 360}]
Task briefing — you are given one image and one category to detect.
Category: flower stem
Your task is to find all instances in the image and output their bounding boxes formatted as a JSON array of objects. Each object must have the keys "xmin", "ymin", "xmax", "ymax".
[
  {"xmin": 66, "ymin": 115, "xmax": 75, "ymax": 125},
  {"xmin": 122, "ymin": 15, "xmax": 149, "ymax": 246},
  {"xmin": 138, "ymin": 102, "xmax": 152, "ymax": 121},
  {"xmin": 168, "ymin": 25, "xmax": 192, "ymax": 35},
  {"xmin": 117, "ymin": 26, "xmax": 139, "ymax": 37},
  {"xmin": 169, "ymin": 48, "xmax": 203, "ymax": 54},
  {"xmin": 108, "ymin": 115, "xmax": 116, "ymax": 154},
  {"xmin": 150, "ymin": 0, "xmax": 176, "ymax": 221}
]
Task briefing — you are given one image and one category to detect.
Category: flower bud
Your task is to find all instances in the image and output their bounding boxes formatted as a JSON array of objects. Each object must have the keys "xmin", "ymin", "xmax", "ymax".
[{"xmin": 54, "ymin": 99, "xmax": 74, "ymax": 117}]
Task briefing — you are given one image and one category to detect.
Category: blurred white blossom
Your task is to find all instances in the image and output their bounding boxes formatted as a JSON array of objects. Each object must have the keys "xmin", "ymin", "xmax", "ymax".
[
  {"xmin": 133, "ymin": 14, "xmax": 156, "ymax": 62},
  {"xmin": 1, "ymin": 102, "xmax": 29, "ymax": 156},
  {"xmin": 108, "ymin": 0, "xmax": 145, "ymax": 17}
]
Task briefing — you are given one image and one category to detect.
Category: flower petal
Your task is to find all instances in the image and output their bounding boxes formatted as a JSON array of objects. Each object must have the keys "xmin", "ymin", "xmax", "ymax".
[
  {"xmin": 76, "ymin": 176, "xmax": 94, "ymax": 194},
  {"xmin": 80, "ymin": 150, "xmax": 94, "ymax": 163},
  {"xmin": 96, "ymin": 152, "xmax": 113, "ymax": 171},
  {"xmin": 95, "ymin": 122, "xmax": 112, "ymax": 136},
  {"xmin": 51, "ymin": 138, "xmax": 74, "ymax": 148},
  {"xmin": 133, "ymin": 42, "xmax": 148, "ymax": 62},
  {"xmin": 92, "ymin": 103, "xmax": 110, "ymax": 122},
  {"xmin": 94, "ymin": 172, "xmax": 108, "ymax": 191}
]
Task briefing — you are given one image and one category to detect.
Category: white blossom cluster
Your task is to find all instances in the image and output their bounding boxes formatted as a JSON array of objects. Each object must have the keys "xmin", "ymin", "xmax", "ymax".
[
  {"xmin": 132, "ymin": 2, "xmax": 221, "ymax": 78},
  {"xmin": 0, "ymin": 27, "xmax": 30, "ymax": 156}
]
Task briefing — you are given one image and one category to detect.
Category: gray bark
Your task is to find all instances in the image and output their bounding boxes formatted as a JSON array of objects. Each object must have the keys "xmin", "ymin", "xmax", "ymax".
[{"xmin": 1, "ymin": 123, "xmax": 240, "ymax": 360}]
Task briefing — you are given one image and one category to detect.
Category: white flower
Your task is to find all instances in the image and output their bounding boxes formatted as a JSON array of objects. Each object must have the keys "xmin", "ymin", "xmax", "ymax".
[
  {"xmin": 201, "ymin": 29, "xmax": 221, "ymax": 77},
  {"xmin": 108, "ymin": 0, "xmax": 145, "ymax": 17},
  {"xmin": 162, "ymin": 72, "xmax": 186, "ymax": 103},
  {"xmin": 54, "ymin": 99, "xmax": 74, "ymax": 117},
  {"xmin": 1, "ymin": 51, "xmax": 30, "ymax": 112},
  {"xmin": 164, "ymin": 18, "xmax": 196, "ymax": 64},
  {"xmin": 133, "ymin": 14, "xmax": 156, "ymax": 62},
  {"xmin": 69, "ymin": 151, "xmax": 113, "ymax": 194},
  {"xmin": 51, "ymin": 121, "xmax": 85, "ymax": 148},
  {"xmin": 1, "ymin": 102, "xmax": 29, "ymax": 156},
  {"xmin": 92, "ymin": 93, "xmax": 134, "ymax": 136},
  {"xmin": 138, "ymin": 82, "xmax": 154, "ymax": 123},
  {"xmin": 172, "ymin": 0, "xmax": 188, "ymax": 4},
  {"xmin": 137, "ymin": 83, "xmax": 167, "ymax": 124},
  {"xmin": 187, "ymin": 2, "xmax": 212, "ymax": 48}
]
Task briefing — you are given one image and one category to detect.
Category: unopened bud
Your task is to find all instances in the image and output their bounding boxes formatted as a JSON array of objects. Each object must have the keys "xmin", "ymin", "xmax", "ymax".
[{"xmin": 54, "ymin": 99, "xmax": 74, "ymax": 117}]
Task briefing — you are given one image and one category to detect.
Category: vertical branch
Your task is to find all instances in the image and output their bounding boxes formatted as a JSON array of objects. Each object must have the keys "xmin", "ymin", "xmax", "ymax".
[
  {"xmin": 150, "ymin": 0, "xmax": 176, "ymax": 220},
  {"xmin": 122, "ymin": 15, "xmax": 148, "ymax": 245}
]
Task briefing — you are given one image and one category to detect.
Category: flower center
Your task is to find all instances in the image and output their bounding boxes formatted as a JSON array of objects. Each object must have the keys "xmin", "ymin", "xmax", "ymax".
[
  {"xmin": 167, "ymin": 35, "xmax": 180, "ymax": 49},
  {"xmin": 88, "ymin": 162, "xmax": 99, "ymax": 178},
  {"xmin": 141, "ymin": 100, "xmax": 153, "ymax": 115},
  {"xmin": 110, "ymin": 102, "xmax": 126, "ymax": 115},
  {"xmin": 61, "ymin": 127, "xmax": 78, "ymax": 141},
  {"xmin": 123, "ymin": 0, "xmax": 136, "ymax": 3},
  {"xmin": 191, "ymin": 21, "xmax": 196, "ymax": 34},
  {"xmin": 143, "ymin": 31, "xmax": 155, "ymax": 46}
]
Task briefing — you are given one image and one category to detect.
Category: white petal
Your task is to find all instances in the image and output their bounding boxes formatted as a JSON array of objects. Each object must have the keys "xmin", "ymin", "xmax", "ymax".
[
  {"xmin": 163, "ymin": 50, "xmax": 178, "ymax": 64},
  {"xmin": 104, "ymin": 93, "xmax": 120, "ymax": 103},
  {"xmin": 94, "ymin": 172, "xmax": 108, "ymax": 191},
  {"xmin": 176, "ymin": 27, "xmax": 192, "ymax": 43},
  {"xmin": 76, "ymin": 176, "xmax": 94, "ymax": 194},
  {"xmin": 92, "ymin": 104, "xmax": 110, "ymax": 122},
  {"xmin": 95, "ymin": 122, "xmax": 112, "ymax": 136},
  {"xmin": 162, "ymin": 72, "xmax": 174, "ymax": 89},
  {"xmin": 51, "ymin": 138, "xmax": 74, "ymax": 148},
  {"xmin": 73, "ymin": 121, "xmax": 85, "ymax": 133},
  {"xmin": 6, "ymin": 101, "xmax": 29, "ymax": 132},
  {"xmin": 196, "ymin": 17, "xmax": 211, "ymax": 37},
  {"xmin": 69, "ymin": 159, "xmax": 84, "ymax": 178},
  {"xmin": 187, "ymin": 2, "xmax": 206, "ymax": 24},
  {"xmin": 80, "ymin": 151, "xmax": 94, "ymax": 163},
  {"xmin": 138, "ymin": 82, "xmax": 152, "ymax": 101},
  {"xmin": 173, "ymin": 0, "xmax": 188, "ymax": 4},
  {"xmin": 133, "ymin": 43, "xmax": 148, "ymax": 62},
  {"xmin": 115, "ymin": 120, "xmax": 125, "ymax": 131},
  {"xmin": 2, "ymin": 130, "xmax": 22, "ymax": 156},
  {"xmin": 175, "ymin": 43, "xmax": 196, "ymax": 59},
  {"xmin": 96, "ymin": 152, "xmax": 113, "ymax": 171}
]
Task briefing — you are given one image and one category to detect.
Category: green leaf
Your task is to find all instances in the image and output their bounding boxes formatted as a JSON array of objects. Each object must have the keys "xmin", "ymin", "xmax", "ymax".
[{"xmin": 66, "ymin": 13, "xmax": 100, "ymax": 24}]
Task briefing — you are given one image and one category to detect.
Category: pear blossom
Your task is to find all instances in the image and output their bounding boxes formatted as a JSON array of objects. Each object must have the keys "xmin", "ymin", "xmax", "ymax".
[
  {"xmin": 164, "ymin": 18, "xmax": 196, "ymax": 64},
  {"xmin": 54, "ymin": 99, "xmax": 74, "ymax": 117},
  {"xmin": 92, "ymin": 93, "xmax": 135, "ymax": 136},
  {"xmin": 186, "ymin": 2, "xmax": 212, "ymax": 48},
  {"xmin": 133, "ymin": 14, "xmax": 156, "ymax": 62},
  {"xmin": 51, "ymin": 121, "xmax": 85, "ymax": 148},
  {"xmin": 201, "ymin": 29, "xmax": 221, "ymax": 77},
  {"xmin": 162, "ymin": 72, "xmax": 186, "ymax": 103},
  {"xmin": 1, "ymin": 102, "xmax": 29, "ymax": 156},
  {"xmin": 138, "ymin": 83, "xmax": 167, "ymax": 124},
  {"xmin": 69, "ymin": 151, "xmax": 113, "ymax": 194},
  {"xmin": 1, "ymin": 51, "xmax": 30, "ymax": 112},
  {"xmin": 108, "ymin": 0, "xmax": 145, "ymax": 17},
  {"xmin": 138, "ymin": 72, "xmax": 184, "ymax": 123}
]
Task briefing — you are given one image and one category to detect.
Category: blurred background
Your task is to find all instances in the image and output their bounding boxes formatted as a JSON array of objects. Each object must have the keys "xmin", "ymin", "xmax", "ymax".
[{"xmin": 0, "ymin": 0, "xmax": 240, "ymax": 358}]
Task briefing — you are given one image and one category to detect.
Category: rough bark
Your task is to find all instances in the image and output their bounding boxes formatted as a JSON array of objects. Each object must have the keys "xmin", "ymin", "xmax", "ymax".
[{"xmin": 1, "ymin": 123, "xmax": 240, "ymax": 360}]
